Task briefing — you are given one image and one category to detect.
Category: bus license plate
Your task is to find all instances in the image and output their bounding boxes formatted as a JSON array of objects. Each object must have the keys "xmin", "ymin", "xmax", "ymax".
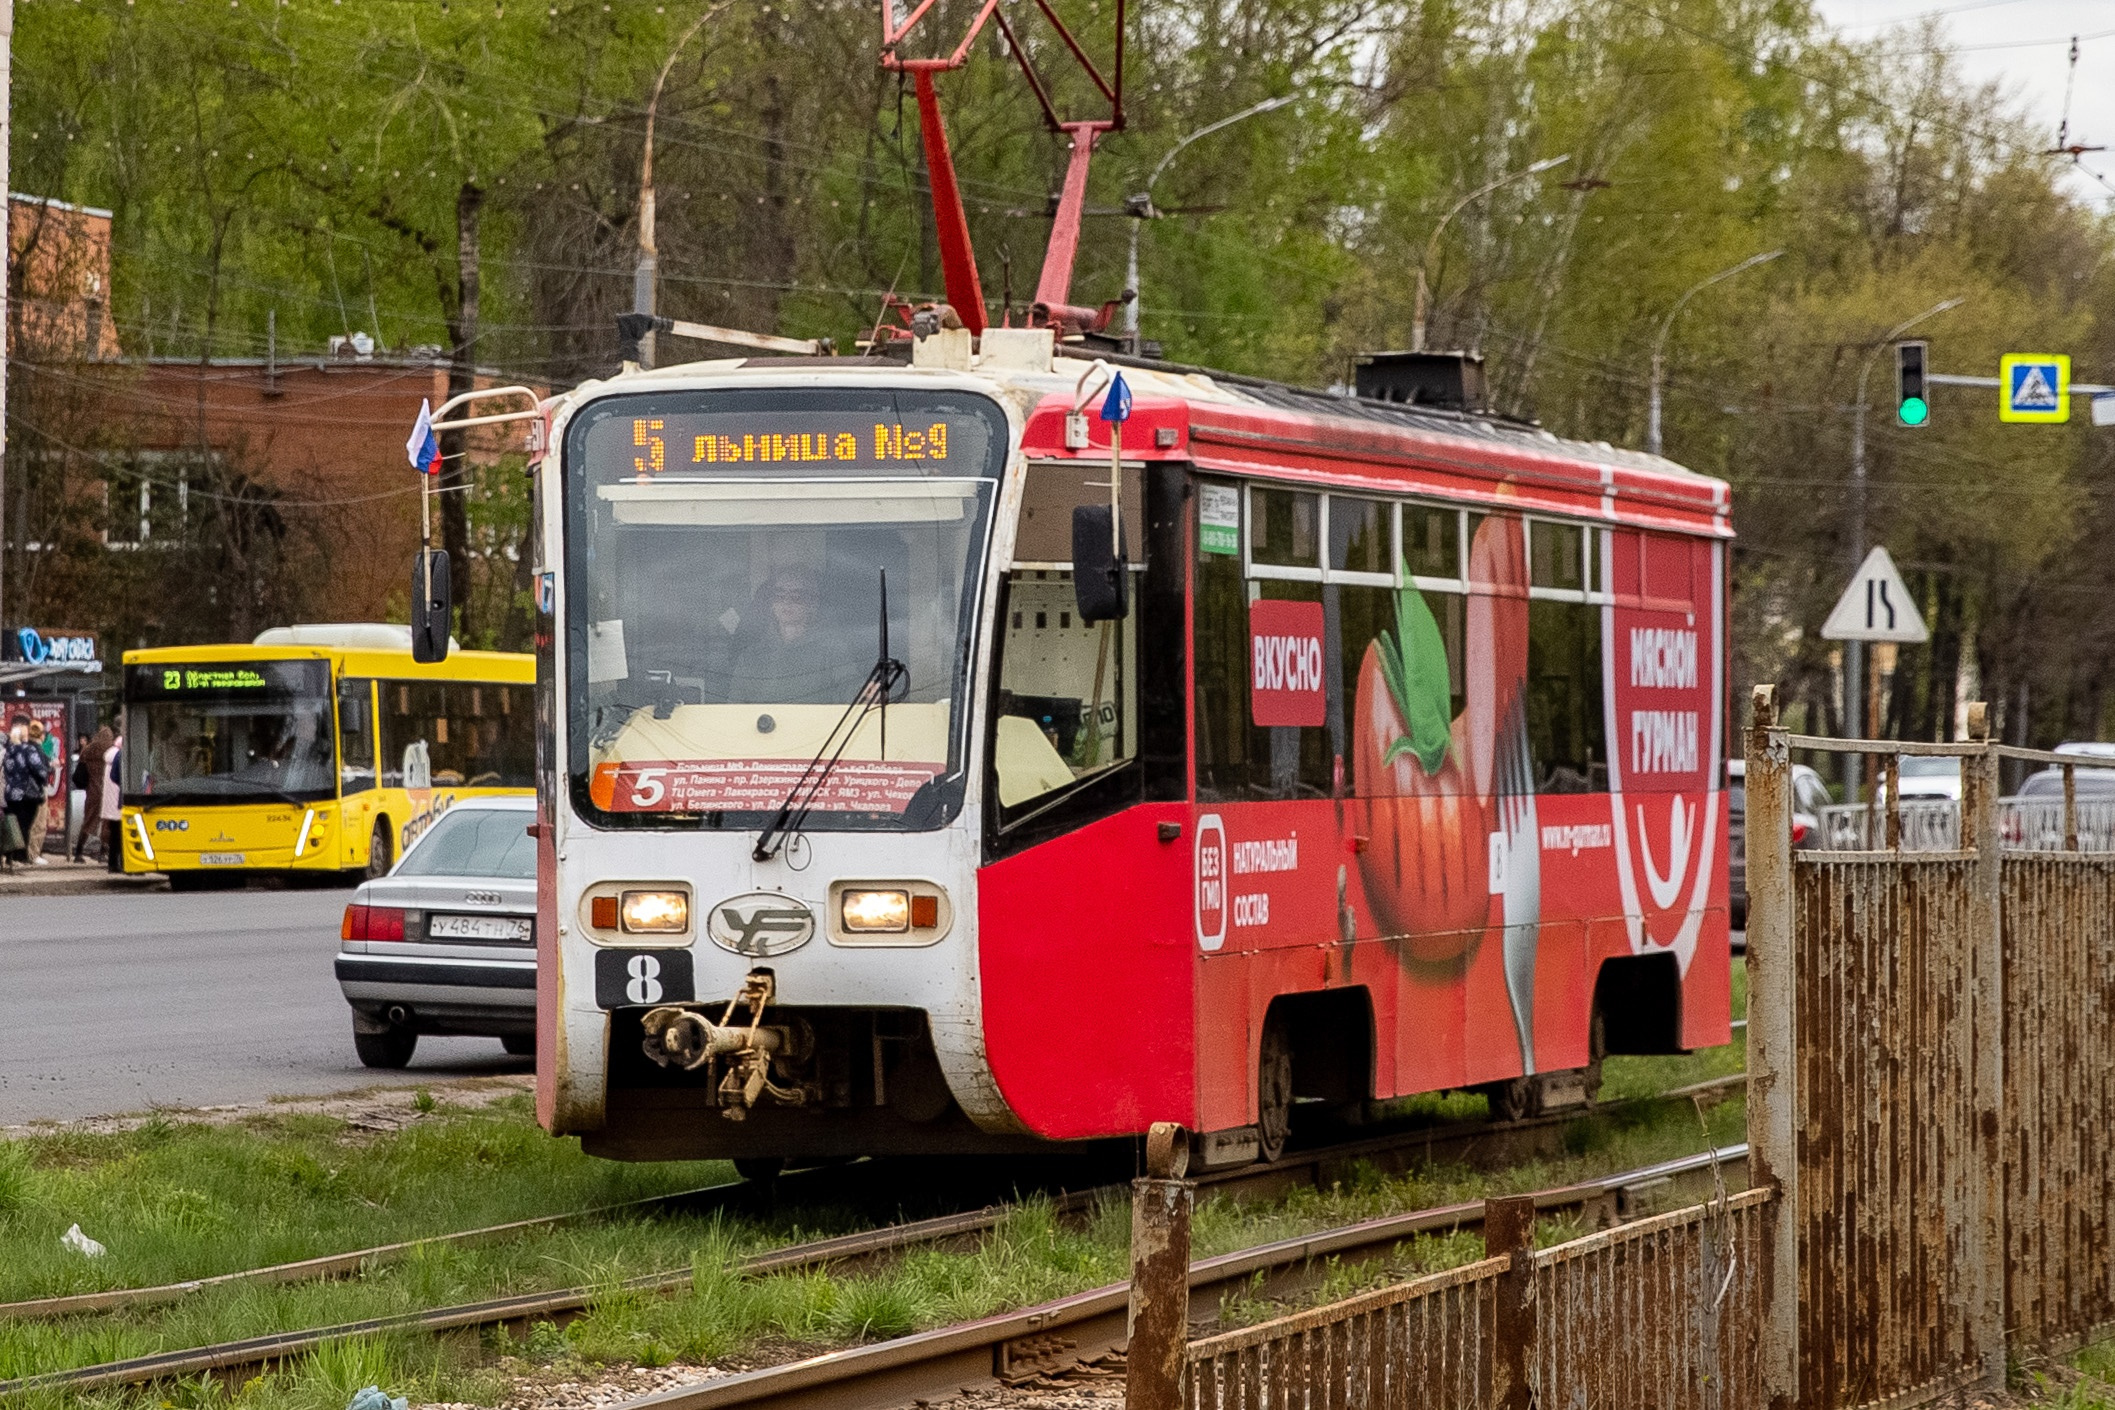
[
  {"xmin": 430, "ymin": 914, "xmax": 532, "ymax": 942},
  {"xmin": 199, "ymin": 853, "xmax": 246, "ymax": 866}
]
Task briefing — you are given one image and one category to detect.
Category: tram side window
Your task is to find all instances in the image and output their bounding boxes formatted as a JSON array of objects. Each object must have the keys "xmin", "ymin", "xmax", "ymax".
[
  {"xmin": 380, "ymin": 681, "xmax": 533, "ymax": 789},
  {"xmin": 991, "ymin": 569, "xmax": 1138, "ymax": 814},
  {"xmin": 338, "ymin": 678, "xmax": 375, "ymax": 795},
  {"xmin": 1192, "ymin": 482, "xmax": 1334, "ymax": 802},
  {"xmin": 1525, "ymin": 602, "xmax": 1607, "ymax": 793}
]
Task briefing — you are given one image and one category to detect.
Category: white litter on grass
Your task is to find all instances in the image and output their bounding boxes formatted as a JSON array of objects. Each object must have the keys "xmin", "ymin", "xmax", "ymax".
[
  {"xmin": 60, "ymin": 1223, "xmax": 106, "ymax": 1257},
  {"xmin": 347, "ymin": 1388, "xmax": 408, "ymax": 1410}
]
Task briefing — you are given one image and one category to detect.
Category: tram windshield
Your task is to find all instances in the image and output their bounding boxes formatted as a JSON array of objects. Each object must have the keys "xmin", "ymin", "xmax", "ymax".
[{"xmin": 564, "ymin": 386, "xmax": 1008, "ymax": 830}]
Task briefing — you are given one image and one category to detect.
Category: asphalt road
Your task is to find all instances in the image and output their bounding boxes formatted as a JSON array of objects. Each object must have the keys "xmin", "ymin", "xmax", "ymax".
[{"xmin": 0, "ymin": 885, "xmax": 528, "ymax": 1124}]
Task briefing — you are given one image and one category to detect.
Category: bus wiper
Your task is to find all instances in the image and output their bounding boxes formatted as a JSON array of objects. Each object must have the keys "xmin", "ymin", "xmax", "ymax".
[
  {"xmin": 753, "ymin": 569, "xmax": 906, "ymax": 862},
  {"xmin": 142, "ymin": 785, "xmax": 309, "ymax": 811}
]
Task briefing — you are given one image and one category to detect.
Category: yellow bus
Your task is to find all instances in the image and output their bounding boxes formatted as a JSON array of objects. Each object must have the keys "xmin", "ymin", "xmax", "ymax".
[{"xmin": 120, "ymin": 625, "xmax": 534, "ymax": 888}]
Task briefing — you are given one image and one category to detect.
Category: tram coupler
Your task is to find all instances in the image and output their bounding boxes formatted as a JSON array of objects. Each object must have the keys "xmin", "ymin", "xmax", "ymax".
[
  {"xmin": 639, "ymin": 971, "xmax": 816, "ymax": 1120},
  {"xmin": 639, "ymin": 1006, "xmax": 784, "ymax": 1071}
]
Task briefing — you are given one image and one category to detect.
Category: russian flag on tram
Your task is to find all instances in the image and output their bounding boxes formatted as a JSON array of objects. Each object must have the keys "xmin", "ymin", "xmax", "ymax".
[{"xmin": 405, "ymin": 399, "xmax": 442, "ymax": 476}]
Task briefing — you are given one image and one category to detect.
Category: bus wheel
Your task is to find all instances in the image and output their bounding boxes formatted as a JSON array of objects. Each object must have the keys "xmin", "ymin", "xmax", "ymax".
[
  {"xmin": 354, "ymin": 1023, "xmax": 417, "ymax": 1069},
  {"xmin": 733, "ymin": 1157, "xmax": 785, "ymax": 1184},
  {"xmin": 1256, "ymin": 1016, "xmax": 1293, "ymax": 1164},
  {"xmin": 364, "ymin": 820, "xmax": 393, "ymax": 879}
]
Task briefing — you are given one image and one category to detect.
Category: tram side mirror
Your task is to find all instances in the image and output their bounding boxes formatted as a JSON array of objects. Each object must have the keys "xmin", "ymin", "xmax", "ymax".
[
  {"xmin": 410, "ymin": 549, "xmax": 453, "ymax": 663},
  {"xmin": 1071, "ymin": 505, "xmax": 1130, "ymax": 623}
]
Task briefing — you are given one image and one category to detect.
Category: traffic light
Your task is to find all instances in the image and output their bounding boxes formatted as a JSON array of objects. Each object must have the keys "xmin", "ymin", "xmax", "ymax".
[{"xmin": 1896, "ymin": 340, "xmax": 1930, "ymax": 427}]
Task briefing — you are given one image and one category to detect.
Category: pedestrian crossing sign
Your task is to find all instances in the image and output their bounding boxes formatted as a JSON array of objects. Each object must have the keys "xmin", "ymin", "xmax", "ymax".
[{"xmin": 2000, "ymin": 354, "xmax": 2070, "ymax": 423}]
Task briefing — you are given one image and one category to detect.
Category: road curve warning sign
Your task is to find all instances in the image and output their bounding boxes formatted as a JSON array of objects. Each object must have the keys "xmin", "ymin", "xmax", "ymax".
[
  {"xmin": 1822, "ymin": 546, "xmax": 1930, "ymax": 644},
  {"xmin": 2000, "ymin": 353, "xmax": 2070, "ymax": 423}
]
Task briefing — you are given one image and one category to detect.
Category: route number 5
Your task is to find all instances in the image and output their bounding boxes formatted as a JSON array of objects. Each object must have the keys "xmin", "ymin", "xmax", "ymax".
[{"xmin": 629, "ymin": 768, "xmax": 668, "ymax": 807}]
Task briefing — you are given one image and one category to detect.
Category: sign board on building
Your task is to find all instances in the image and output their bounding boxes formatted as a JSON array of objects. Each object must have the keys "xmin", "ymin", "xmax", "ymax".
[
  {"xmin": 3, "ymin": 628, "xmax": 100, "ymax": 667},
  {"xmin": 1822, "ymin": 547, "xmax": 1929, "ymax": 644}
]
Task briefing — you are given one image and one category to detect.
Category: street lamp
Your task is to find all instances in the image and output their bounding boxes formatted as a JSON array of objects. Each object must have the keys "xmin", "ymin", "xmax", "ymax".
[
  {"xmin": 1122, "ymin": 95, "xmax": 1296, "ymax": 355},
  {"xmin": 633, "ymin": 4, "xmax": 724, "ymax": 370},
  {"xmin": 1841, "ymin": 295, "xmax": 1965, "ymax": 794},
  {"xmin": 1410, "ymin": 153, "xmax": 1569, "ymax": 353},
  {"xmin": 1645, "ymin": 249, "xmax": 1783, "ymax": 457}
]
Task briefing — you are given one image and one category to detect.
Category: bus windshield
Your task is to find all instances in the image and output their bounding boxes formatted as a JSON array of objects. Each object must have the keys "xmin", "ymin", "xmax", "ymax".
[
  {"xmin": 564, "ymin": 386, "xmax": 1008, "ymax": 831},
  {"xmin": 124, "ymin": 659, "xmax": 337, "ymax": 804}
]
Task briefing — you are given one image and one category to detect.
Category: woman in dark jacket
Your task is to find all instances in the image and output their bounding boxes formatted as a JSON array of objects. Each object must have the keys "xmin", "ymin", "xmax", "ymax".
[{"xmin": 3, "ymin": 716, "xmax": 52, "ymax": 867}]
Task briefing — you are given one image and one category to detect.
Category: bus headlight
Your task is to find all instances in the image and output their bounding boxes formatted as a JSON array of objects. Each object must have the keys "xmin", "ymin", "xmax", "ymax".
[
  {"xmin": 620, "ymin": 890, "xmax": 689, "ymax": 933},
  {"xmin": 841, "ymin": 889, "xmax": 911, "ymax": 933}
]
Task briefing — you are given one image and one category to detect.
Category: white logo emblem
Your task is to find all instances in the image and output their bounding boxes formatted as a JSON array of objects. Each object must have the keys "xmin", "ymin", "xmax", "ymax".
[
  {"xmin": 707, "ymin": 893, "xmax": 816, "ymax": 957},
  {"xmin": 1638, "ymin": 795, "xmax": 1694, "ymax": 911},
  {"xmin": 624, "ymin": 953, "xmax": 665, "ymax": 1005}
]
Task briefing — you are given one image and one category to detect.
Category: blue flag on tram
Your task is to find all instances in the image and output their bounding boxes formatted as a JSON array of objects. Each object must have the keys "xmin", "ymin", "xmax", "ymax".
[{"xmin": 1100, "ymin": 372, "xmax": 1133, "ymax": 424}]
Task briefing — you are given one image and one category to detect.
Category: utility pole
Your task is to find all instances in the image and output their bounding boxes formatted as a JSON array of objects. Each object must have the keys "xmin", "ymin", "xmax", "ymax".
[
  {"xmin": 0, "ymin": 1, "xmax": 13, "ymax": 641},
  {"xmin": 633, "ymin": 5, "xmax": 720, "ymax": 370},
  {"xmin": 1121, "ymin": 96, "xmax": 1293, "ymax": 356},
  {"xmin": 1842, "ymin": 296, "xmax": 1963, "ymax": 795},
  {"xmin": 1411, "ymin": 154, "xmax": 1568, "ymax": 353},
  {"xmin": 1646, "ymin": 249, "xmax": 1781, "ymax": 458}
]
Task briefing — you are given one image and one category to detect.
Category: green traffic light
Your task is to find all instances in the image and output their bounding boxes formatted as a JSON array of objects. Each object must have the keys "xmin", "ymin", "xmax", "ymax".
[{"xmin": 1899, "ymin": 396, "xmax": 1929, "ymax": 426}]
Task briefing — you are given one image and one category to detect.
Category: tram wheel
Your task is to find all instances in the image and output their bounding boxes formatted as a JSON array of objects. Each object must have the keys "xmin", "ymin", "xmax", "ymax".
[
  {"xmin": 1481, "ymin": 1076, "xmax": 1535, "ymax": 1124},
  {"xmin": 1256, "ymin": 1015, "xmax": 1294, "ymax": 1164}
]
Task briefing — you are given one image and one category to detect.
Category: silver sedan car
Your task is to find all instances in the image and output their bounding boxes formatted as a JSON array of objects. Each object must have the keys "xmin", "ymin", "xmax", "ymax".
[{"xmin": 335, "ymin": 795, "xmax": 536, "ymax": 1069}]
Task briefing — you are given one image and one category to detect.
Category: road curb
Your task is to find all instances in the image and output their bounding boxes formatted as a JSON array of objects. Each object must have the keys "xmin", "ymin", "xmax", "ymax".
[{"xmin": 0, "ymin": 870, "xmax": 168, "ymax": 897}]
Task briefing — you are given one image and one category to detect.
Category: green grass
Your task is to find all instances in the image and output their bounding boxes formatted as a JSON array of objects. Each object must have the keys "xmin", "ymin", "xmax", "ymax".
[
  {"xmin": 0, "ymin": 1094, "xmax": 732, "ymax": 1309},
  {"xmin": 0, "ymin": 962, "xmax": 1755, "ymax": 1407}
]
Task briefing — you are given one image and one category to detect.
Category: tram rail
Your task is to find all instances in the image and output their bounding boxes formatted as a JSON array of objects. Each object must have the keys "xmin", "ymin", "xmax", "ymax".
[{"xmin": 0, "ymin": 1073, "xmax": 1744, "ymax": 1399}]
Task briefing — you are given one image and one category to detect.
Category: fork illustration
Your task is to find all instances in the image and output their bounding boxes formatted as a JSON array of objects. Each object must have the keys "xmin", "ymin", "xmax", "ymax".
[{"xmin": 1496, "ymin": 693, "xmax": 1540, "ymax": 1073}]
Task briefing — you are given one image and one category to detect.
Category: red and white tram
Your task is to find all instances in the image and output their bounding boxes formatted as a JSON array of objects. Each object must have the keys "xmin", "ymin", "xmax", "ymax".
[{"xmin": 528, "ymin": 335, "xmax": 1731, "ymax": 1167}]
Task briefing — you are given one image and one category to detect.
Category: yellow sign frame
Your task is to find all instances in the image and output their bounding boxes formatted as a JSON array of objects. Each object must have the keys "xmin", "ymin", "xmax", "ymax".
[{"xmin": 2000, "ymin": 353, "xmax": 2071, "ymax": 423}]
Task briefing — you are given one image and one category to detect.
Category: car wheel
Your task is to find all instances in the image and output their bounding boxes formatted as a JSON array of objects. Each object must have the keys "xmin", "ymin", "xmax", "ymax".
[
  {"xmin": 1256, "ymin": 1015, "xmax": 1293, "ymax": 1164},
  {"xmin": 733, "ymin": 1157, "xmax": 785, "ymax": 1183},
  {"xmin": 354, "ymin": 1023, "xmax": 417, "ymax": 1069},
  {"xmin": 364, "ymin": 820, "xmax": 393, "ymax": 879},
  {"xmin": 501, "ymin": 1032, "xmax": 535, "ymax": 1057}
]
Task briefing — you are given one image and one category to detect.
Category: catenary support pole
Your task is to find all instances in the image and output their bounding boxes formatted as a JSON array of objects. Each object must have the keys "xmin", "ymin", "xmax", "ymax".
[{"xmin": 0, "ymin": 0, "xmax": 13, "ymax": 638}]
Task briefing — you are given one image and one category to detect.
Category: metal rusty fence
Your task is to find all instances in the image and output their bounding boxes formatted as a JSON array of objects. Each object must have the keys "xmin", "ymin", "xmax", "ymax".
[
  {"xmin": 1747, "ymin": 687, "xmax": 2115, "ymax": 1410},
  {"xmin": 1181, "ymin": 1188, "xmax": 1772, "ymax": 1410}
]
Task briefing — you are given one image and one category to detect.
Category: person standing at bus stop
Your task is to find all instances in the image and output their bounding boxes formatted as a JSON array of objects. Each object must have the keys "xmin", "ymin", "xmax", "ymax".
[
  {"xmin": 3, "ymin": 717, "xmax": 51, "ymax": 868},
  {"xmin": 74, "ymin": 727, "xmax": 112, "ymax": 862},
  {"xmin": 25, "ymin": 720, "xmax": 58, "ymax": 863},
  {"xmin": 101, "ymin": 737, "xmax": 124, "ymax": 872}
]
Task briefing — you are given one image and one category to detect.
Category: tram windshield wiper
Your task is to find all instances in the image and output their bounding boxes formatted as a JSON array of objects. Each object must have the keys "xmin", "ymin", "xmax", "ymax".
[{"xmin": 752, "ymin": 569, "xmax": 907, "ymax": 862}]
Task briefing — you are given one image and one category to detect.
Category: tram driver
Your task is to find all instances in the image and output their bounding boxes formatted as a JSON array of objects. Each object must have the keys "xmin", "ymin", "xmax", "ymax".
[{"xmin": 725, "ymin": 567, "xmax": 872, "ymax": 705}]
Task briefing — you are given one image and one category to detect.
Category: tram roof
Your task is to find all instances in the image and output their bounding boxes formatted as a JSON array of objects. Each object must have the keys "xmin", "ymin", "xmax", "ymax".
[{"xmin": 565, "ymin": 345, "xmax": 1732, "ymax": 538}]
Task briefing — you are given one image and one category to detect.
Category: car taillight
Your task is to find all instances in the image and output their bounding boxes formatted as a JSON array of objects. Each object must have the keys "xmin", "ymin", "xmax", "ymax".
[
  {"xmin": 1791, "ymin": 820, "xmax": 1810, "ymax": 847},
  {"xmin": 341, "ymin": 904, "xmax": 406, "ymax": 941}
]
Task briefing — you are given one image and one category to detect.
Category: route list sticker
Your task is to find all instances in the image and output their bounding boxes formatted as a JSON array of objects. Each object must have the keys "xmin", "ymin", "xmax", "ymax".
[
  {"xmin": 1199, "ymin": 485, "xmax": 1240, "ymax": 556},
  {"xmin": 590, "ymin": 759, "xmax": 942, "ymax": 813}
]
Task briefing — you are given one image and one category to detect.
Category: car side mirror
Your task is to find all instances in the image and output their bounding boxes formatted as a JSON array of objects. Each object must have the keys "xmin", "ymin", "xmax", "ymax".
[
  {"xmin": 411, "ymin": 549, "xmax": 452, "ymax": 663},
  {"xmin": 1072, "ymin": 505, "xmax": 1129, "ymax": 623}
]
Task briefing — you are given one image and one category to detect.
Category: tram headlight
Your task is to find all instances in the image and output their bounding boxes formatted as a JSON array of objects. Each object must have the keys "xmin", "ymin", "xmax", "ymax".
[
  {"xmin": 619, "ymin": 889, "xmax": 689, "ymax": 934},
  {"xmin": 841, "ymin": 889, "xmax": 911, "ymax": 933}
]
